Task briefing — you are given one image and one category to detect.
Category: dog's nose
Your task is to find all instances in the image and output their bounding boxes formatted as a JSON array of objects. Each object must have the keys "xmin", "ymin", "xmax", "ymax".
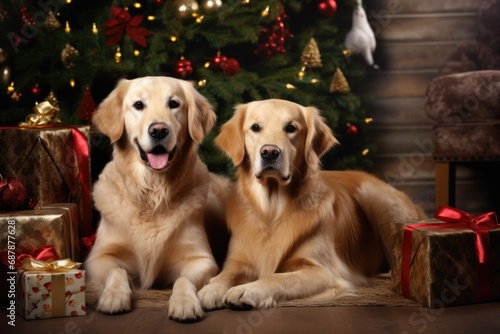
[
  {"xmin": 148, "ymin": 122, "xmax": 169, "ymax": 140},
  {"xmin": 260, "ymin": 145, "xmax": 281, "ymax": 161}
]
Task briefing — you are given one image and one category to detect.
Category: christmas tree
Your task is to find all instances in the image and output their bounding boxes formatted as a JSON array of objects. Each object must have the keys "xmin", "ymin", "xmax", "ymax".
[{"xmin": 0, "ymin": 0, "xmax": 375, "ymax": 174}]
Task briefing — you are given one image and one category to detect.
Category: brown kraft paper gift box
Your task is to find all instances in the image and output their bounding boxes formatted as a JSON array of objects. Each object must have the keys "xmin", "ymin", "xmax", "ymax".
[
  {"xmin": 0, "ymin": 126, "xmax": 92, "ymax": 240},
  {"xmin": 391, "ymin": 214, "xmax": 500, "ymax": 308}
]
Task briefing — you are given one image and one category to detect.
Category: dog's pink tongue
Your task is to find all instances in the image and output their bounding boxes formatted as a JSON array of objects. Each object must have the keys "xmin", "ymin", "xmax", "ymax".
[{"xmin": 147, "ymin": 153, "xmax": 169, "ymax": 170}]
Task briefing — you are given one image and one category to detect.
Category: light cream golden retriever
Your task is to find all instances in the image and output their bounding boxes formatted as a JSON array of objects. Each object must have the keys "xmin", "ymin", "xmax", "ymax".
[
  {"xmin": 198, "ymin": 99, "xmax": 425, "ymax": 310},
  {"xmin": 84, "ymin": 77, "xmax": 230, "ymax": 322}
]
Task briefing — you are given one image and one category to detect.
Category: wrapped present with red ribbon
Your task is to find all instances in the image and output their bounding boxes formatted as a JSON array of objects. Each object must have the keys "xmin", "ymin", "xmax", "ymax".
[
  {"xmin": 0, "ymin": 204, "xmax": 80, "ymax": 303},
  {"xmin": 391, "ymin": 206, "xmax": 500, "ymax": 308},
  {"xmin": 17, "ymin": 258, "xmax": 86, "ymax": 320},
  {"xmin": 0, "ymin": 203, "xmax": 80, "ymax": 262},
  {"xmin": 0, "ymin": 126, "xmax": 93, "ymax": 243}
]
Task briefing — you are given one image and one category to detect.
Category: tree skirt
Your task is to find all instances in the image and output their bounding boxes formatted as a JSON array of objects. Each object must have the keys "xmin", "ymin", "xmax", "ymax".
[{"xmin": 86, "ymin": 275, "xmax": 419, "ymax": 309}]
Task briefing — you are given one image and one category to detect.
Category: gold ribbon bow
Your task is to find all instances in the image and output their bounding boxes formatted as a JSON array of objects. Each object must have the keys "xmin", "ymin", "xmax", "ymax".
[
  {"xmin": 21, "ymin": 258, "xmax": 81, "ymax": 272},
  {"xmin": 19, "ymin": 99, "xmax": 61, "ymax": 127}
]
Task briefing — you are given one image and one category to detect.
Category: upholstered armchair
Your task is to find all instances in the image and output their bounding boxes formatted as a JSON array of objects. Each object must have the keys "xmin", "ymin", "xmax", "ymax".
[
  {"xmin": 425, "ymin": 0, "xmax": 500, "ymax": 210},
  {"xmin": 426, "ymin": 70, "xmax": 500, "ymax": 208}
]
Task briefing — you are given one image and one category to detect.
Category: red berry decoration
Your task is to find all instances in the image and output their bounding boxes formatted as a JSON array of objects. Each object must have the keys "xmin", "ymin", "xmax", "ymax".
[
  {"xmin": 346, "ymin": 124, "xmax": 358, "ymax": 137},
  {"xmin": 173, "ymin": 57, "xmax": 193, "ymax": 78},
  {"xmin": 318, "ymin": 0, "xmax": 337, "ymax": 18},
  {"xmin": 221, "ymin": 57, "xmax": 240, "ymax": 75},
  {"xmin": 211, "ymin": 52, "xmax": 227, "ymax": 70},
  {"xmin": 0, "ymin": 177, "xmax": 28, "ymax": 208}
]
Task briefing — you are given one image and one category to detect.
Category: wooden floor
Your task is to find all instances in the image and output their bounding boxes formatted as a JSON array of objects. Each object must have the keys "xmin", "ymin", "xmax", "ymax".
[{"xmin": 2, "ymin": 302, "xmax": 500, "ymax": 333}]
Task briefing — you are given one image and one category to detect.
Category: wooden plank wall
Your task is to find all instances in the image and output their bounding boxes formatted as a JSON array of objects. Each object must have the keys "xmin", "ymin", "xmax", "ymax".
[{"xmin": 357, "ymin": 0, "xmax": 490, "ymax": 216}]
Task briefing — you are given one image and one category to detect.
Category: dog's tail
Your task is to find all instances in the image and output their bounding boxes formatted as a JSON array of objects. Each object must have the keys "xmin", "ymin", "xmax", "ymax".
[{"xmin": 355, "ymin": 180, "xmax": 426, "ymax": 268}]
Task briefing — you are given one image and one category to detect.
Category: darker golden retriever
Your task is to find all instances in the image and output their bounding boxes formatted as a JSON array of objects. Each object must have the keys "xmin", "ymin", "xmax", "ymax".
[
  {"xmin": 85, "ymin": 77, "xmax": 229, "ymax": 322},
  {"xmin": 198, "ymin": 99, "xmax": 425, "ymax": 310}
]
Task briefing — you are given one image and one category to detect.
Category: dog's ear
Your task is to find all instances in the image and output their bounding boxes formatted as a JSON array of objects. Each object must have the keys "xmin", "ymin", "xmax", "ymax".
[
  {"xmin": 215, "ymin": 104, "xmax": 246, "ymax": 166},
  {"xmin": 92, "ymin": 79, "xmax": 129, "ymax": 143},
  {"xmin": 304, "ymin": 106, "xmax": 339, "ymax": 168},
  {"xmin": 185, "ymin": 82, "xmax": 217, "ymax": 144}
]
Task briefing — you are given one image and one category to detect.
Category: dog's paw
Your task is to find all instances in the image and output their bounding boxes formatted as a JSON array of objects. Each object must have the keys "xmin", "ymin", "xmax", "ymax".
[
  {"xmin": 223, "ymin": 284, "xmax": 276, "ymax": 310},
  {"xmin": 97, "ymin": 268, "xmax": 132, "ymax": 314},
  {"xmin": 168, "ymin": 291, "xmax": 205, "ymax": 323},
  {"xmin": 197, "ymin": 283, "xmax": 228, "ymax": 311}
]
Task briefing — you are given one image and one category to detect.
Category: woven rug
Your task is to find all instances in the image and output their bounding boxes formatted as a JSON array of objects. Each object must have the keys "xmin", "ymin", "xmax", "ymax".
[{"xmin": 87, "ymin": 275, "xmax": 419, "ymax": 309}]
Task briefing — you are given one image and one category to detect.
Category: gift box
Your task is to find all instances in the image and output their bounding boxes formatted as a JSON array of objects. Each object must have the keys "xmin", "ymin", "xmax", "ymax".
[
  {"xmin": 0, "ymin": 203, "xmax": 80, "ymax": 262},
  {"xmin": 391, "ymin": 207, "xmax": 500, "ymax": 308},
  {"xmin": 0, "ymin": 126, "xmax": 92, "ymax": 240},
  {"xmin": 17, "ymin": 259, "xmax": 86, "ymax": 320}
]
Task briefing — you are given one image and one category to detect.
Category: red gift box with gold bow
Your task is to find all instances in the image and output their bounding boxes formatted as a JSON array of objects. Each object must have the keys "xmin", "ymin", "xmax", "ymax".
[{"xmin": 391, "ymin": 206, "xmax": 500, "ymax": 308}]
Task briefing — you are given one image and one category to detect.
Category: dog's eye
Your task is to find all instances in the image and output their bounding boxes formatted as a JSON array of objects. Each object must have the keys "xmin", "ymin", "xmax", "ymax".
[
  {"xmin": 284, "ymin": 124, "xmax": 297, "ymax": 133},
  {"xmin": 168, "ymin": 99, "xmax": 180, "ymax": 109},
  {"xmin": 133, "ymin": 101, "xmax": 144, "ymax": 110},
  {"xmin": 250, "ymin": 124, "xmax": 261, "ymax": 132}
]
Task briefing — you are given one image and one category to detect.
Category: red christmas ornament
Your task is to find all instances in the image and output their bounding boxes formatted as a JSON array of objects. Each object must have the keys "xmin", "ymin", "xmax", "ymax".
[
  {"xmin": 0, "ymin": 177, "xmax": 28, "ymax": 208},
  {"xmin": 254, "ymin": 9, "xmax": 293, "ymax": 59},
  {"xmin": 221, "ymin": 58, "xmax": 240, "ymax": 75},
  {"xmin": 78, "ymin": 87, "xmax": 96, "ymax": 124},
  {"xmin": 173, "ymin": 57, "xmax": 193, "ymax": 78},
  {"xmin": 31, "ymin": 85, "xmax": 41, "ymax": 97},
  {"xmin": 346, "ymin": 123, "xmax": 358, "ymax": 136},
  {"xmin": 211, "ymin": 52, "xmax": 228, "ymax": 70},
  {"xmin": 318, "ymin": 0, "xmax": 337, "ymax": 18},
  {"xmin": 102, "ymin": 6, "xmax": 152, "ymax": 47}
]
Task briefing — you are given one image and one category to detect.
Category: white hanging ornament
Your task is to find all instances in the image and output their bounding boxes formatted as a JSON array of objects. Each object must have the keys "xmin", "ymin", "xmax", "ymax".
[{"xmin": 344, "ymin": 0, "xmax": 378, "ymax": 69}]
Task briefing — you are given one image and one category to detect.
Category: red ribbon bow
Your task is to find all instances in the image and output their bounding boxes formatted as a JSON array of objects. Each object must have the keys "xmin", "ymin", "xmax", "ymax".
[
  {"xmin": 401, "ymin": 206, "xmax": 498, "ymax": 302},
  {"xmin": 1, "ymin": 245, "xmax": 60, "ymax": 268},
  {"xmin": 434, "ymin": 206, "xmax": 498, "ymax": 264},
  {"xmin": 102, "ymin": 6, "xmax": 152, "ymax": 47}
]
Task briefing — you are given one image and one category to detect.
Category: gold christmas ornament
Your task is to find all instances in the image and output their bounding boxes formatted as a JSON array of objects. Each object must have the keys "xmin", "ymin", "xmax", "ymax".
[
  {"xmin": 92, "ymin": 22, "xmax": 98, "ymax": 34},
  {"xmin": 329, "ymin": 67, "xmax": 350, "ymax": 93},
  {"xmin": 114, "ymin": 47, "xmax": 122, "ymax": 63},
  {"xmin": 297, "ymin": 66, "xmax": 306, "ymax": 80},
  {"xmin": 261, "ymin": 5, "xmax": 270, "ymax": 17},
  {"xmin": 175, "ymin": 0, "xmax": 199, "ymax": 19},
  {"xmin": 46, "ymin": 11, "xmax": 61, "ymax": 30},
  {"xmin": 300, "ymin": 38, "xmax": 322, "ymax": 69},
  {"xmin": 198, "ymin": 79, "xmax": 207, "ymax": 87},
  {"xmin": 65, "ymin": 20, "xmax": 71, "ymax": 33},
  {"xmin": 201, "ymin": 0, "xmax": 223, "ymax": 12},
  {"xmin": 61, "ymin": 43, "xmax": 79, "ymax": 68},
  {"xmin": 7, "ymin": 81, "xmax": 15, "ymax": 94}
]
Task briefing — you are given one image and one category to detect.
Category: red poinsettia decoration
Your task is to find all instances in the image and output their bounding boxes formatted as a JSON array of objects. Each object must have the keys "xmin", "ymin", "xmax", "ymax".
[{"xmin": 102, "ymin": 6, "xmax": 152, "ymax": 47}]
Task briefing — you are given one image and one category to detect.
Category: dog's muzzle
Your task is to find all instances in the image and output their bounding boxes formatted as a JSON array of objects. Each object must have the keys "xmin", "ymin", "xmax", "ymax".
[
  {"xmin": 257, "ymin": 144, "xmax": 290, "ymax": 182},
  {"xmin": 135, "ymin": 122, "xmax": 177, "ymax": 170}
]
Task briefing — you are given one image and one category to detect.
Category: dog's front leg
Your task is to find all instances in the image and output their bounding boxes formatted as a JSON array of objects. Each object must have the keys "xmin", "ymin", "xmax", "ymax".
[
  {"xmin": 198, "ymin": 258, "xmax": 255, "ymax": 311},
  {"xmin": 86, "ymin": 254, "xmax": 133, "ymax": 315},
  {"xmin": 223, "ymin": 265, "xmax": 340, "ymax": 310},
  {"xmin": 168, "ymin": 255, "xmax": 217, "ymax": 323}
]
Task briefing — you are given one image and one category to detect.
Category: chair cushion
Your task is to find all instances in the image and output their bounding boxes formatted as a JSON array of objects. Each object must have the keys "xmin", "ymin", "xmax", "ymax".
[
  {"xmin": 432, "ymin": 122, "xmax": 500, "ymax": 161},
  {"xmin": 425, "ymin": 71, "xmax": 500, "ymax": 123}
]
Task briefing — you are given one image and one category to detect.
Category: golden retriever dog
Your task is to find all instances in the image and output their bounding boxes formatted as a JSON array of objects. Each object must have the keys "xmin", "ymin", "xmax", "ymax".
[
  {"xmin": 84, "ymin": 77, "xmax": 230, "ymax": 323},
  {"xmin": 198, "ymin": 99, "xmax": 425, "ymax": 310}
]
